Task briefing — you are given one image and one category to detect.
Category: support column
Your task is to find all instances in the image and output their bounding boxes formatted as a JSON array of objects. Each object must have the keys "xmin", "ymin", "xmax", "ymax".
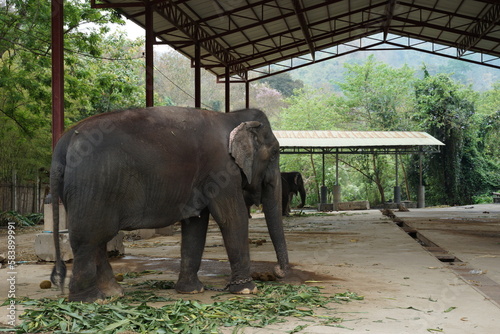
[
  {"xmin": 320, "ymin": 152, "xmax": 327, "ymax": 204},
  {"xmin": 333, "ymin": 185, "xmax": 341, "ymax": 211},
  {"xmin": 225, "ymin": 67, "xmax": 230, "ymax": 113},
  {"xmin": 394, "ymin": 150, "xmax": 401, "ymax": 204},
  {"xmin": 145, "ymin": 3, "xmax": 154, "ymax": 107},
  {"xmin": 417, "ymin": 152, "xmax": 425, "ymax": 208},
  {"xmin": 245, "ymin": 80, "xmax": 250, "ymax": 108},
  {"xmin": 51, "ymin": 0, "xmax": 64, "ymax": 149},
  {"xmin": 333, "ymin": 150, "xmax": 341, "ymax": 210},
  {"xmin": 194, "ymin": 42, "xmax": 201, "ymax": 108}
]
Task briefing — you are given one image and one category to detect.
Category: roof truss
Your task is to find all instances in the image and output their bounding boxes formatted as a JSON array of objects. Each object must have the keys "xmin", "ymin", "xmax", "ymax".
[{"xmin": 92, "ymin": 0, "xmax": 500, "ymax": 82}]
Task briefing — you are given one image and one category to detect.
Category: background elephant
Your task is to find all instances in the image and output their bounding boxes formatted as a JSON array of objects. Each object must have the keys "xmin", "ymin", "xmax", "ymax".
[
  {"xmin": 281, "ymin": 172, "xmax": 306, "ymax": 216},
  {"xmin": 50, "ymin": 106, "xmax": 289, "ymax": 302}
]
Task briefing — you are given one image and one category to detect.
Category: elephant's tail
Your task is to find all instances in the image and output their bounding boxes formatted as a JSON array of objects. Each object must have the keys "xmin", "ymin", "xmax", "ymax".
[{"xmin": 50, "ymin": 159, "xmax": 67, "ymax": 294}]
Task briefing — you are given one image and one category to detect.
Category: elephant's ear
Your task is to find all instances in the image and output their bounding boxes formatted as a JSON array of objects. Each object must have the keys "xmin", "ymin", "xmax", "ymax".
[
  {"xmin": 229, "ymin": 121, "xmax": 262, "ymax": 184},
  {"xmin": 294, "ymin": 173, "xmax": 300, "ymax": 185}
]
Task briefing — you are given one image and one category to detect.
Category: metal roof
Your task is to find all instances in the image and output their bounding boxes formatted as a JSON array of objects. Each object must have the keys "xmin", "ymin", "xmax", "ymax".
[
  {"xmin": 274, "ymin": 130, "xmax": 444, "ymax": 154},
  {"xmin": 93, "ymin": 0, "xmax": 500, "ymax": 82}
]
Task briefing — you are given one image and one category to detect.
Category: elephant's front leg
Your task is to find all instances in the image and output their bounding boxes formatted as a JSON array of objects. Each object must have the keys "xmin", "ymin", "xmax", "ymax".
[
  {"xmin": 215, "ymin": 207, "xmax": 257, "ymax": 295},
  {"xmin": 175, "ymin": 209, "xmax": 209, "ymax": 294}
]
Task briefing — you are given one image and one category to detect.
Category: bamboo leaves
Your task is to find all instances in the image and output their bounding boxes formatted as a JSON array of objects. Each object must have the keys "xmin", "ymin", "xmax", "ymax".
[{"xmin": 10, "ymin": 283, "xmax": 363, "ymax": 333}]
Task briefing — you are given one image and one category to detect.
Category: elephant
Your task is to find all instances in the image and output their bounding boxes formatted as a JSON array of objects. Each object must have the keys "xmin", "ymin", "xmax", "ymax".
[
  {"xmin": 281, "ymin": 172, "xmax": 306, "ymax": 216},
  {"xmin": 49, "ymin": 106, "xmax": 289, "ymax": 302}
]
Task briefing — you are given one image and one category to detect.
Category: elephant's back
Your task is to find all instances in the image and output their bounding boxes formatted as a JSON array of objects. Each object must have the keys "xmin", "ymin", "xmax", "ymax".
[{"xmin": 58, "ymin": 107, "xmax": 224, "ymax": 227}]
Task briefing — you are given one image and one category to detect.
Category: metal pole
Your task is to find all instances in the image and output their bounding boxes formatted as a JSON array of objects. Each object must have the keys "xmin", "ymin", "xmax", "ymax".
[
  {"xmin": 51, "ymin": 0, "xmax": 64, "ymax": 149},
  {"xmin": 145, "ymin": 3, "xmax": 154, "ymax": 107},
  {"xmin": 335, "ymin": 149, "xmax": 339, "ymax": 185},
  {"xmin": 245, "ymin": 79, "xmax": 250, "ymax": 108},
  {"xmin": 194, "ymin": 42, "xmax": 201, "ymax": 108},
  {"xmin": 333, "ymin": 149, "xmax": 341, "ymax": 210},
  {"xmin": 395, "ymin": 150, "xmax": 399, "ymax": 186},
  {"xmin": 418, "ymin": 151, "xmax": 425, "ymax": 208},
  {"xmin": 225, "ymin": 67, "xmax": 230, "ymax": 113},
  {"xmin": 320, "ymin": 152, "xmax": 327, "ymax": 205},
  {"xmin": 394, "ymin": 150, "xmax": 401, "ymax": 204},
  {"xmin": 322, "ymin": 153, "xmax": 325, "ymax": 186}
]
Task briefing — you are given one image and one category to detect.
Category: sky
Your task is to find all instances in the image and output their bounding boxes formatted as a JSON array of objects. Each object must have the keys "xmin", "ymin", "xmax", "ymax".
[{"xmin": 124, "ymin": 20, "xmax": 144, "ymax": 39}]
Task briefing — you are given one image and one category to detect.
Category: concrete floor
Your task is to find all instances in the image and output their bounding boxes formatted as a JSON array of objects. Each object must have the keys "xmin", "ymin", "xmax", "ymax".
[{"xmin": 1, "ymin": 204, "xmax": 499, "ymax": 333}]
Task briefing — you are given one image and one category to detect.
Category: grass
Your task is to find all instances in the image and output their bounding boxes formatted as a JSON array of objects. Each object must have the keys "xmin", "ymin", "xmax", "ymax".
[{"xmin": 1, "ymin": 283, "xmax": 363, "ymax": 333}]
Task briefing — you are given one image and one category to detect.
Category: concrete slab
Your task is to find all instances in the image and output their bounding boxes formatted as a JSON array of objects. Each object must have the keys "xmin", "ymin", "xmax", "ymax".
[
  {"xmin": 0, "ymin": 205, "xmax": 499, "ymax": 333},
  {"xmin": 34, "ymin": 231, "xmax": 125, "ymax": 261}
]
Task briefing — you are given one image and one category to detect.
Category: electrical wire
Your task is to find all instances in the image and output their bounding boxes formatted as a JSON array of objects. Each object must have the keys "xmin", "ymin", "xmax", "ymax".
[{"xmin": 153, "ymin": 64, "xmax": 213, "ymax": 110}]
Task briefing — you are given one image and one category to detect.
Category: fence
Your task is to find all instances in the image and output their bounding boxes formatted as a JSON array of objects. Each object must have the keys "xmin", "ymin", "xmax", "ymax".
[{"xmin": 0, "ymin": 171, "xmax": 49, "ymax": 214}]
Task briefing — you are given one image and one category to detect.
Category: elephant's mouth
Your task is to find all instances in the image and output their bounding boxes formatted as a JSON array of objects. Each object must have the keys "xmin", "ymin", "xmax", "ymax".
[{"xmin": 244, "ymin": 186, "xmax": 262, "ymax": 206}]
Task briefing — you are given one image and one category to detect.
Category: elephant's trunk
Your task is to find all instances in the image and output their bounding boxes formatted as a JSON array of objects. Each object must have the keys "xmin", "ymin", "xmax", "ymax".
[
  {"xmin": 262, "ymin": 168, "xmax": 289, "ymax": 277},
  {"xmin": 298, "ymin": 186, "xmax": 306, "ymax": 208}
]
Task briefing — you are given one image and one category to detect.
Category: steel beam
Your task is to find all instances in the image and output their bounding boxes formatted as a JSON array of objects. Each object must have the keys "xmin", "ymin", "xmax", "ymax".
[
  {"xmin": 195, "ymin": 42, "xmax": 201, "ymax": 108},
  {"xmin": 225, "ymin": 67, "xmax": 230, "ymax": 113},
  {"xmin": 458, "ymin": 3, "xmax": 500, "ymax": 57},
  {"xmin": 292, "ymin": 0, "xmax": 315, "ymax": 60},
  {"xmin": 145, "ymin": 3, "xmax": 154, "ymax": 107},
  {"xmin": 245, "ymin": 80, "xmax": 250, "ymax": 109},
  {"xmin": 51, "ymin": 0, "xmax": 64, "ymax": 149},
  {"xmin": 382, "ymin": 0, "xmax": 397, "ymax": 40},
  {"xmin": 154, "ymin": 1, "xmax": 247, "ymax": 81},
  {"xmin": 91, "ymin": 0, "xmax": 143, "ymax": 8}
]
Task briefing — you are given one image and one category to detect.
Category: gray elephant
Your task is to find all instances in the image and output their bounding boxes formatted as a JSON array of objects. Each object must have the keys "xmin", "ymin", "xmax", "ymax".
[
  {"xmin": 281, "ymin": 172, "xmax": 306, "ymax": 216},
  {"xmin": 50, "ymin": 106, "xmax": 289, "ymax": 302}
]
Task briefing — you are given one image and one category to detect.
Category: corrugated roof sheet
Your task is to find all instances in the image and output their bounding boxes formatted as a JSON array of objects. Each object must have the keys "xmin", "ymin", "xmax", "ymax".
[
  {"xmin": 96, "ymin": 0, "xmax": 500, "ymax": 81},
  {"xmin": 274, "ymin": 130, "xmax": 444, "ymax": 148}
]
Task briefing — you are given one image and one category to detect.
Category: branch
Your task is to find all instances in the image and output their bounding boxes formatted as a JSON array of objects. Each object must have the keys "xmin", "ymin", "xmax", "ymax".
[
  {"xmin": 338, "ymin": 157, "xmax": 374, "ymax": 182},
  {"xmin": 0, "ymin": 108, "xmax": 34, "ymax": 137}
]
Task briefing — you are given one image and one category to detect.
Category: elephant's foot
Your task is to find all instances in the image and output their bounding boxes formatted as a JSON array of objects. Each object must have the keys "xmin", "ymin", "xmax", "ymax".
[
  {"xmin": 273, "ymin": 264, "xmax": 287, "ymax": 278},
  {"xmin": 98, "ymin": 279, "xmax": 124, "ymax": 298},
  {"xmin": 175, "ymin": 277, "xmax": 205, "ymax": 294},
  {"xmin": 229, "ymin": 279, "xmax": 257, "ymax": 295},
  {"xmin": 68, "ymin": 283, "xmax": 105, "ymax": 302}
]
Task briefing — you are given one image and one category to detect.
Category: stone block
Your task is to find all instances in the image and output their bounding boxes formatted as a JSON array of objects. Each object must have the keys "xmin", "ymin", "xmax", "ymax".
[
  {"xmin": 156, "ymin": 225, "xmax": 175, "ymax": 236},
  {"xmin": 124, "ymin": 229, "xmax": 157, "ymax": 240},
  {"xmin": 43, "ymin": 203, "xmax": 68, "ymax": 231},
  {"xmin": 35, "ymin": 232, "xmax": 124, "ymax": 262},
  {"xmin": 337, "ymin": 200, "xmax": 370, "ymax": 211},
  {"xmin": 318, "ymin": 203, "xmax": 334, "ymax": 212}
]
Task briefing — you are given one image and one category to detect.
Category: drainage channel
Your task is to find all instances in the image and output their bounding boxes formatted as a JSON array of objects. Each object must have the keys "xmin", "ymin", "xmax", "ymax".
[
  {"xmin": 384, "ymin": 210, "xmax": 500, "ymax": 308},
  {"xmin": 394, "ymin": 219, "xmax": 461, "ymax": 264}
]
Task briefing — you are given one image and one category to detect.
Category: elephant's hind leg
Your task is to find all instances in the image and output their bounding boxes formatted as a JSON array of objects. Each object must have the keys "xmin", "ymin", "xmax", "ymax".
[
  {"xmin": 69, "ymin": 244, "xmax": 105, "ymax": 302},
  {"xmin": 96, "ymin": 243, "xmax": 124, "ymax": 298}
]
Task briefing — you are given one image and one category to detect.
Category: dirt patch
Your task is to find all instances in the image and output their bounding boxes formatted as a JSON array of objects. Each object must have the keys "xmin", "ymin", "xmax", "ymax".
[{"xmin": 109, "ymin": 256, "xmax": 338, "ymax": 285}]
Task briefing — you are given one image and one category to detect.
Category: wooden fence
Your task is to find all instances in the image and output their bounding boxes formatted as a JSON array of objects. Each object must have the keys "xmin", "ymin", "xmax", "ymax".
[{"xmin": 0, "ymin": 171, "xmax": 49, "ymax": 214}]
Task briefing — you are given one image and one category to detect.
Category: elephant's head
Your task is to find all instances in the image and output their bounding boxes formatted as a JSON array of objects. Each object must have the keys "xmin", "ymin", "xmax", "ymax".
[
  {"xmin": 229, "ymin": 120, "xmax": 289, "ymax": 277},
  {"xmin": 293, "ymin": 173, "xmax": 306, "ymax": 208}
]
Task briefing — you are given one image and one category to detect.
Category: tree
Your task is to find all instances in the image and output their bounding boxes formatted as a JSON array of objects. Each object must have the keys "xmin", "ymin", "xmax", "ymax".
[
  {"xmin": 277, "ymin": 86, "xmax": 341, "ymax": 130},
  {"xmin": 333, "ymin": 55, "xmax": 416, "ymax": 204},
  {"xmin": 413, "ymin": 68, "xmax": 499, "ymax": 205},
  {"xmin": 477, "ymin": 82, "xmax": 500, "ymax": 166},
  {"xmin": 336, "ymin": 54, "xmax": 415, "ymax": 131},
  {"xmin": 260, "ymin": 72, "xmax": 304, "ymax": 97},
  {"xmin": 0, "ymin": 0, "xmax": 144, "ymax": 181}
]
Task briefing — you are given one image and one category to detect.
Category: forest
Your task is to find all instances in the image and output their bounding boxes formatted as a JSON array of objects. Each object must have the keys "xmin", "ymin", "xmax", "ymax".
[{"xmin": 1, "ymin": 0, "xmax": 499, "ymax": 213}]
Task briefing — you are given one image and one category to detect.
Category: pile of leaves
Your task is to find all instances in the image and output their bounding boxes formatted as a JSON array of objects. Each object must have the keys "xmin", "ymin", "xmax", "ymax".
[
  {"xmin": 6, "ymin": 283, "xmax": 363, "ymax": 333},
  {"xmin": 0, "ymin": 211, "xmax": 43, "ymax": 227}
]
